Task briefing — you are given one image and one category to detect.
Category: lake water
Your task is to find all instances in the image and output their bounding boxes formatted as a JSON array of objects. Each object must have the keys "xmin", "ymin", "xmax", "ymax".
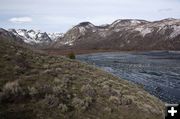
[{"xmin": 77, "ymin": 51, "xmax": 180, "ymax": 103}]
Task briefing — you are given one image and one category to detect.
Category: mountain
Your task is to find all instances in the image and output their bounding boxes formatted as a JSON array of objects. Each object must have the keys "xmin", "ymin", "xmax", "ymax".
[
  {"xmin": 0, "ymin": 28, "xmax": 164, "ymax": 119},
  {"xmin": 4, "ymin": 18, "xmax": 180, "ymax": 51},
  {"xmin": 52, "ymin": 18, "xmax": 180, "ymax": 51},
  {"xmin": 0, "ymin": 28, "xmax": 23, "ymax": 43},
  {"xmin": 8, "ymin": 29, "xmax": 63, "ymax": 45},
  {"xmin": 48, "ymin": 32, "xmax": 64, "ymax": 41}
]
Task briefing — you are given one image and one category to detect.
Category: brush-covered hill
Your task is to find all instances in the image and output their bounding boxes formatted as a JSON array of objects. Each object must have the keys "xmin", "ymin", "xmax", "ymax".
[{"xmin": 0, "ymin": 29, "xmax": 164, "ymax": 119}]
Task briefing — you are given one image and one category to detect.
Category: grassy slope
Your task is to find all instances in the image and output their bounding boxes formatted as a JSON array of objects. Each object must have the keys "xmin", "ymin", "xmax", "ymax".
[{"xmin": 0, "ymin": 38, "xmax": 165, "ymax": 119}]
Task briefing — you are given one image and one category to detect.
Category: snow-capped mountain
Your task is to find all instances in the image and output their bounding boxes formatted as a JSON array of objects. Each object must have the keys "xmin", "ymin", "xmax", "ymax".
[
  {"xmin": 48, "ymin": 32, "xmax": 64, "ymax": 41},
  {"xmin": 8, "ymin": 29, "xmax": 63, "ymax": 45},
  {"xmin": 52, "ymin": 18, "xmax": 180, "ymax": 50},
  {"xmin": 54, "ymin": 22, "xmax": 97, "ymax": 46},
  {"xmin": 2, "ymin": 18, "xmax": 180, "ymax": 50}
]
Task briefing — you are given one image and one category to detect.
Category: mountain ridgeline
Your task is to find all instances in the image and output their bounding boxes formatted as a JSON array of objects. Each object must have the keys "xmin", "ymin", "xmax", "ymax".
[
  {"xmin": 52, "ymin": 18, "xmax": 180, "ymax": 51},
  {"xmin": 2, "ymin": 18, "xmax": 180, "ymax": 51},
  {"xmin": 8, "ymin": 29, "xmax": 64, "ymax": 48}
]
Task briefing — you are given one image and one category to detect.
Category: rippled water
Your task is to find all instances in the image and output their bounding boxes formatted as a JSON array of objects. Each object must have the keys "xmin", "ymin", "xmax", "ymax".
[{"xmin": 77, "ymin": 51, "xmax": 180, "ymax": 103}]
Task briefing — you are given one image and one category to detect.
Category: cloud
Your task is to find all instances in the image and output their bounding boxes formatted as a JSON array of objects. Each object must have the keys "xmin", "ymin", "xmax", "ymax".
[
  {"xmin": 9, "ymin": 17, "xmax": 32, "ymax": 23},
  {"xmin": 158, "ymin": 8, "xmax": 173, "ymax": 12},
  {"xmin": 1, "ymin": 0, "xmax": 179, "ymax": 32}
]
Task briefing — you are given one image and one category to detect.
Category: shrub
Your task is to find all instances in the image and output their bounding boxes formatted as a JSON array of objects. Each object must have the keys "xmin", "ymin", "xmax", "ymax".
[
  {"xmin": 67, "ymin": 52, "xmax": 76, "ymax": 59},
  {"xmin": 72, "ymin": 97, "xmax": 93, "ymax": 111},
  {"xmin": 121, "ymin": 96, "xmax": 132, "ymax": 105},
  {"xmin": 58, "ymin": 103, "xmax": 68, "ymax": 113},
  {"xmin": 38, "ymin": 84, "xmax": 53, "ymax": 94},
  {"xmin": 53, "ymin": 77, "xmax": 61, "ymax": 83},
  {"xmin": 83, "ymin": 96, "xmax": 93, "ymax": 108},
  {"xmin": 104, "ymin": 107, "xmax": 112, "ymax": 113},
  {"xmin": 28, "ymin": 86, "xmax": 38, "ymax": 97},
  {"xmin": 1, "ymin": 80, "xmax": 24, "ymax": 102},
  {"xmin": 42, "ymin": 94, "xmax": 59, "ymax": 108},
  {"xmin": 72, "ymin": 97, "xmax": 84, "ymax": 110},
  {"xmin": 3, "ymin": 80, "xmax": 22, "ymax": 96},
  {"xmin": 52, "ymin": 86, "xmax": 63, "ymax": 96},
  {"xmin": 109, "ymin": 96, "xmax": 120, "ymax": 105},
  {"xmin": 80, "ymin": 84, "xmax": 95, "ymax": 97}
]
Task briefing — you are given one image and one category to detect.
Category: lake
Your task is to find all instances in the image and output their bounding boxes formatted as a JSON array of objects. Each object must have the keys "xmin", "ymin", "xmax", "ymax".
[{"xmin": 77, "ymin": 51, "xmax": 180, "ymax": 103}]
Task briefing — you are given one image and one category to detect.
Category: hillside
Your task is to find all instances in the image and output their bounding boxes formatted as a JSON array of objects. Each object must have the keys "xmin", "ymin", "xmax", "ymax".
[
  {"xmin": 0, "ymin": 29, "xmax": 165, "ymax": 119},
  {"xmin": 51, "ymin": 18, "xmax": 180, "ymax": 51}
]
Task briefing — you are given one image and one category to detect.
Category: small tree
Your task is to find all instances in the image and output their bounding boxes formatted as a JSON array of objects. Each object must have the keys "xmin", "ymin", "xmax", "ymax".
[{"xmin": 67, "ymin": 52, "xmax": 76, "ymax": 59}]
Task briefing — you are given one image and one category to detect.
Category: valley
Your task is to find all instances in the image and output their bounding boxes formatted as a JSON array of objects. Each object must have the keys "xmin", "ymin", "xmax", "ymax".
[
  {"xmin": 1, "ymin": 18, "xmax": 180, "ymax": 119},
  {"xmin": 77, "ymin": 51, "xmax": 180, "ymax": 104}
]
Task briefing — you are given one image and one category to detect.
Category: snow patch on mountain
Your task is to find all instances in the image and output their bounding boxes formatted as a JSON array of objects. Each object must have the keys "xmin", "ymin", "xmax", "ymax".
[
  {"xmin": 28, "ymin": 30, "xmax": 38, "ymax": 39},
  {"xmin": 78, "ymin": 27, "xmax": 86, "ymax": 35},
  {"xmin": 48, "ymin": 32, "xmax": 64, "ymax": 41},
  {"xmin": 135, "ymin": 27, "xmax": 153, "ymax": 37},
  {"xmin": 99, "ymin": 31, "xmax": 106, "ymax": 37},
  {"xmin": 111, "ymin": 19, "xmax": 146, "ymax": 28},
  {"xmin": 9, "ymin": 29, "xmax": 63, "ymax": 44},
  {"xmin": 111, "ymin": 20, "xmax": 122, "ymax": 27},
  {"xmin": 84, "ymin": 23, "xmax": 94, "ymax": 28},
  {"xmin": 130, "ymin": 20, "xmax": 141, "ymax": 24},
  {"xmin": 15, "ymin": 29, "xmax": 44, "ymax": 43},
  {"xmin": 64, "ymin": 41, "xmax": 73, "ymax": 46},
  {"xmin": 170, "ymin": 25, "xmax": 180, "ymax": 38}
]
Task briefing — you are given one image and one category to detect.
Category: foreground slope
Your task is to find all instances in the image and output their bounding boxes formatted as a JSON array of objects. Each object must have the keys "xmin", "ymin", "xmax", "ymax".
[{"xmin": 0, "ymin": 31, "xmax": 164, "ymax": 119}]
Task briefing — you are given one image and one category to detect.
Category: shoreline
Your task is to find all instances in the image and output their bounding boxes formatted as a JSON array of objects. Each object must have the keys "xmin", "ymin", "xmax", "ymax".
[{"xmin": 42, "ymin": 49, "xmax": 180, "ymax": 56}]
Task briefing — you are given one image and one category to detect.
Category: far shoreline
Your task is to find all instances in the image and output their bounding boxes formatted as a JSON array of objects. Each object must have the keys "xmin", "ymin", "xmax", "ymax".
[{"xmin": 42, "ymin": 49, "xmax": 180, "ymax": 56}]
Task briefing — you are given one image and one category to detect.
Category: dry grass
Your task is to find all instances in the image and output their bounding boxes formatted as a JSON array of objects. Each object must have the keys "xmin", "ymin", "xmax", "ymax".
[{"xmin": 0, "ymin": 38, "xmax": 165, "ymax": 119}]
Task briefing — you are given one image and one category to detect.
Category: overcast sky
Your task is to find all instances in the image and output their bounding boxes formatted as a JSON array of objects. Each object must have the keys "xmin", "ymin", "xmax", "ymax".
[{"xmin": 0, "ymin": 0, "xmax": 180, "ymax": 32}]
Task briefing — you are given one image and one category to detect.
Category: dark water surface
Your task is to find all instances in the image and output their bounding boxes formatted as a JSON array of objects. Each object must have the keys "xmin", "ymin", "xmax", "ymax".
[{"xmin": 77, "ymin": 51, "xmax": 180, "ymax": 103}]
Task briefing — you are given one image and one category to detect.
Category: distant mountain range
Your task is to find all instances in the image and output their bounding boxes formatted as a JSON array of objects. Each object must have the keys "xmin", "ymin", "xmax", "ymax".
[
  {"xmin": 1, "ymin": 18, "xmax": 180, "ymax": 50},
  {"xmin": 52, "ymin": 18, "xmax": 180, "ymax": 50},
  {"xmin": 8, "ymin": 29, "xmax": 63, "ymax": 44}
]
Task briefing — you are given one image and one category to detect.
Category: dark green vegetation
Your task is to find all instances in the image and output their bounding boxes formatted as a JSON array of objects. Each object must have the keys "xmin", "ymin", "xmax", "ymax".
[
  {"xmin": 0, "ymin": 36, "xmax": 165, "ymax": 119},
  {"xmin": 67, "ymin": 52, "xmax": 76, "ymax": 59}
]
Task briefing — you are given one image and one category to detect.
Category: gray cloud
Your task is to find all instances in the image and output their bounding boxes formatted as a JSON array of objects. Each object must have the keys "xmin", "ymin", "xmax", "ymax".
[{"xmin": 158, "ymin": 8, "xmax": 173, "ymax": 12}]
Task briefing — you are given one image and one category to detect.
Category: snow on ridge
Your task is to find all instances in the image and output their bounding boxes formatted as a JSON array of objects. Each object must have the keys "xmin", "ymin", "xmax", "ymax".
[
  {"xmin": 85, "ymin": 23, "xmax": 94, "ymax": 28},
  {"xmin": 130, "ymin": 20, "xmax": 141, "ymax": 25},
  {"xmin": 111, "ymin": 20, "xmax": 122, "ymax": 26},
  {"xmin": 64, "ymin": 41, "xmax": 73, "ymax": 46},
  {"xmin": 135, "ymin": 27, "xmax": 153, "ymax": 37},
  {"xmin": 111, "ymin": 19, "xmax": 144, "ymax": 28},
  {"xmin": 60, "ymin": 40, "xmax": 73, "ymax": 46},
  {"xmin": 48, "ymin": 32, "xmax": 64, "ymax": 41},
  {"xmin": 16, "ymin": 29, "xmax": 27, "ymax": 37},
  {"xmin": 98, "ymin": 31, "xmax": 107, "ymax": 37},
  {"xmin": 15, "ymin": 29, "xmax": 40, "ymax": 43},
  {"xmin": 170, "ymin": 25, "xmax": 180, "ymax": 38},
  {"xmin": 28, "ymin": 30, "xmax": 37, "ymax": 39},
  {"xmin": 78, "ymin": 27, "xmax": 86, "ymax": 35},
  {"xmin": 9, "ymin": 29, "xmax": 63, "ymax": 44}
]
